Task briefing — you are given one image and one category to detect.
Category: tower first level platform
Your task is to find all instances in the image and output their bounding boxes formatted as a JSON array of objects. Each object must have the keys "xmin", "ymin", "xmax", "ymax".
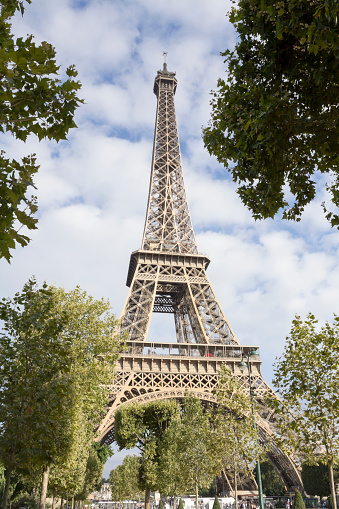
[{"xmin": 98, "ymin": 342, "xmax": 301, "ymax": 492}]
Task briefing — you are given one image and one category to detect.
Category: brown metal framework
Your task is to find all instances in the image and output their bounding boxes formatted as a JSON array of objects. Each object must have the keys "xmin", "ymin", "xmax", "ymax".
[{"xmin": 98, "ymin": 62, "xmax": 302, "ymax": 493}]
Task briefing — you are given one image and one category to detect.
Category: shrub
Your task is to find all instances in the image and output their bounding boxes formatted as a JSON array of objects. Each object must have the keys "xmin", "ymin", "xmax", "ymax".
[
  {"xmin": 293, "ymin": 490, "xmax": 306, "ymax": 509},
  {"xmin": 213, "ymin": 495, "xmax": 221, "ymax": 509}
]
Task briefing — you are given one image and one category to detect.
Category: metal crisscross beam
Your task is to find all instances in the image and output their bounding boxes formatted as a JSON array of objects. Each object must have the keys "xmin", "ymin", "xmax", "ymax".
[{"xmin": 99, "ymin": 62, "xmax": 303, "ymax": 494}]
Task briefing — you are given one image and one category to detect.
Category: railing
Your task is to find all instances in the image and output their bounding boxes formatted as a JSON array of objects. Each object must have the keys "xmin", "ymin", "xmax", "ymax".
[{"xmin": 122, "ymin": 341, "xmax": 261, "ymax": 361}]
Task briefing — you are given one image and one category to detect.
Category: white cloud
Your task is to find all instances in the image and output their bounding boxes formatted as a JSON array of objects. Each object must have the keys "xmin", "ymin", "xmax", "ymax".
[{"xmin": 2, "ymin": 0, "xmax": 339, "ymax": 475}]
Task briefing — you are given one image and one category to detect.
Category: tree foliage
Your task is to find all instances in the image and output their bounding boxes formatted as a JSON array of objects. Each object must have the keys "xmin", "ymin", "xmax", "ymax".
[
  {"xmin": 213, "ymin": 365, "xmax": 266, "ymax": 504},
  {"xmin": 213, "ymin": 495, "xmax": 221, "ymax": 509},
  {"xmin": 157, "ymin": 410, "xmax": 189, "ymax": 502},
  {"xmin": 203, "ymin": 0, "xmax": 339, "ymax": 227},
  {"xmin": 301, "ymin": 461, "xmax": 339, "ymax": 499},
  {"xmin": 109, "ymin": 455, "xmax": 143, "ymax": 503},
  {"xmin": 0, "ymin": 278, "xmax": 122, "ymax": 508},
  {"xmin": 272, "ymin": 313, "xmax": 339, "ymax": 509},
  {"xmin": 0, "ymin": 0, "xmax": 83, "ymax": 261},
  {"xmin": 114, "ymin": 399, "xmax": 180, "ymax": 509},
  {"xmin": 259, "ymin": 460, "xmax": 285, "ymax": 497},
  {"xmin": 168, "ymin": 395, "xmax": 223, "ymax": 509},
  {"xmin": 293, "ymin": 490, "xmax": 305, "ymax": 509}
]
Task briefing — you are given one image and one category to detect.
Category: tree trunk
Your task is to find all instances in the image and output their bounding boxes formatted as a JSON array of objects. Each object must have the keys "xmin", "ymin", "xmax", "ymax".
[
  {"xmin": 195, "ymin": 476, "xmax": 199, "ymax": 509},
  {"xmin": 2, "ymin": 448, "xmax": 16, "ymax": 509},
  {"xmin": 40, "ymin": 464, "xmax": 50, "ymax": 509},
  {"xmin": 173, "ymin": 496, "xmax": 177, "ymax": 509},
  {"xmin": 234, "ymin": 464, "xmax": 238, "ymax": 509},
  {"xmin": 145, "ymin": 487, "xmax": 151, "ymax": 509},
  {"xmin": 60, "ymin": 498, "xmax": 64, "ymax": 509},
  {"xmin": 328, "ymin": 461, "xmax": 337, "ymax": 509}
]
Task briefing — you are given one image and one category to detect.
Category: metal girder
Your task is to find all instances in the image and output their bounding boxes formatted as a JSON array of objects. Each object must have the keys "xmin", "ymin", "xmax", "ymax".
[{"xmin": 99, "ymin": 62, "xmax": 303, "ymax": 493}]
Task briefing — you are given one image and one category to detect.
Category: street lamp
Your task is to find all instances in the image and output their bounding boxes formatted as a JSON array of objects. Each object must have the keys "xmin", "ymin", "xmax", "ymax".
[{"xmin": 238, "ymin": 350, "xmax": 264, "ymax": 509}]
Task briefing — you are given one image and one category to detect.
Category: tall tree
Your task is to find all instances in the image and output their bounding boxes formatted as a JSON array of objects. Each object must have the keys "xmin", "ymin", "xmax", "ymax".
[
  {"xmin": 114, "ymin": 399, "xmax": 180, "ymax": 509},
  {"xmin": 157, "ymin": 411, "xmax": 195, "ymax": 508},
  {"xmin": 259, "ymin": 461, "xmax": 285, "ymax": 497},
  {"xmin": 0, "ymin": 0, "xmax": 82, "ymax": 261},
  {"xmin": 0, "ymin": 279, "xmax": 122, "ymax": 509},
  {"xmin": 301, "ymin": 461, "xmax": 339, "ymax": 500},
  {"xmin": 203, "ymin": 0, "xmax": 339, "ymax": 227},
  {"xmin": 213, "ymin": 366, "xmax": 265, "ymax": 506},
  {"xmin": 47, "ymin": 403, "xmax": 92, "ymax": 505},
  {"xmin": 74, "ymin": 445, "xmax": 105, "ymax": 503},
  {"xmin": 272, "ymin": 313, "xmax": 339, "ymax": 509},
  {"xmin": 173, "ymin": 395, "xmax": 223, "ymax": 509},
  {"xmin": 109, "ymin": 455, "xmax": 143, "ymax": 504}
]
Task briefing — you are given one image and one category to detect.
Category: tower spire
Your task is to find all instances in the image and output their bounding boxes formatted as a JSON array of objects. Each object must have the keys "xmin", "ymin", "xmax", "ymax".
[
  {"xmin": 163, "ymin": 51, "xmax": 168, "ymax": 72},
  {"xmin": 142, "ymin": 59, "xmax": 197, "ymax": 254}
]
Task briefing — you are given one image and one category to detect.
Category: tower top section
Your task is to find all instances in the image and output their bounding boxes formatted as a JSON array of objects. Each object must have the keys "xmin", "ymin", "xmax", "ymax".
[
  {"xmin": 142, "ymin": 61, "xmax": 198, "ymax": 254},
  {"xmin": 153, "ymin": 57, "xmax": 177, "ymax": 96}
]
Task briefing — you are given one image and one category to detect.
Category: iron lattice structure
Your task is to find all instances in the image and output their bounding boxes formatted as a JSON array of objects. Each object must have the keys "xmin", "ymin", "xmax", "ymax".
[{"xmin": 98, "ymin": 62, "xmax": 302, "ymax": 493}]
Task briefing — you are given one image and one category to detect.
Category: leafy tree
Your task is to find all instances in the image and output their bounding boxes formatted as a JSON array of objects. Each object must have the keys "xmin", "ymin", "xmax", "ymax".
[
  {"xmin": 203, "ymin": 0, "xmax": 339, "ymax": 228},
  {"xmin": 75, "ymin": 445, "xmax": 103, "ymax": 502},
  {"xmin": 259, "ymin": 460, "xmax": 285, "ymax": 497},
  {"xmin": 301, "ymin": 461, "xmax": 339, "ymax": 499},
  {"xmin": 272, "ymin": 313, "xmax": 339, "ymax": 509},
  {"xmin": 93, "ymin": 443, "xmax": 113, "ymax": 466},
  {"xmin": 109, "ymin": 465, "xmax": 126, "ymax": 506},
  {"xmin": 199, "ymin": 482, "xmax": 216, "ymax": 498},
  {"xmin": 109, "ymin": 455, "xmax": 143, "ymax": 504},
  {"xmin": 213, "ymin": 366, "xmax": 265, "ymax": 507},
  {"xmin": 172, "ymin": 395, "xmax": 223, "ymax": 509},
  {"xmin": 157, "ymin": 411, "xmax": 191, "ymax": 508},
  {"xmin": 0, "ymin": 0, "xmax": 82, "ymax": 261},
  {"xmin": 114, "ymin": 399, "xmax": 180, "ymax": 509},
  {"xmin": 293, "ymin": 490, "xmax": 305, "ymax": 509},
  {"xmin": 47, "ymin": 402, "xmax": 92, "ymax": 504},
  {"xmin": 0, "ymin": 279, "xmax": 122, "ymax": 509},
  {"xmin": 120, "ymin": 455, "xmax": 143, "ymax": 502}
]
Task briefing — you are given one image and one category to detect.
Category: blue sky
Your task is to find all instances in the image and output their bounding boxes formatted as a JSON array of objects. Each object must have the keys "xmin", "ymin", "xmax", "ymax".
[{"xmin": 1, "ymin": 0, "xmax": 339, "ymax": 478}]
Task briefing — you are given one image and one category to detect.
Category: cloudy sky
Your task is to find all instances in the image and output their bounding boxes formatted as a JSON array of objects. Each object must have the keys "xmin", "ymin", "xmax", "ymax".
[{"xmin": 1, "ymin": 0, "xmax": 339, "ymax": 477}]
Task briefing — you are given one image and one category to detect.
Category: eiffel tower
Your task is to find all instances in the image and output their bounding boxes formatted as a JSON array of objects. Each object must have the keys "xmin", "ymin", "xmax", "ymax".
[{"xmin": 98, "ymin": 59, "xmax": 302, "ymax": 493}]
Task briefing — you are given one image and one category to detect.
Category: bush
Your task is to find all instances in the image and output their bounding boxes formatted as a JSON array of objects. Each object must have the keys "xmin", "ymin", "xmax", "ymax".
[
  {"xmin": 293, "ymin": 491, "xmax": 306, "ymax": 509},
  {"xmin": 178, "ymin": 500, "xmax": 184, "ymax": 509},
  {"xmin": 11, "ymin": 492, "xmax": 39, "ymax": 509},
  {"xmin": 213, "ymin": 496, "xmax": 221, "ymax": 509}
]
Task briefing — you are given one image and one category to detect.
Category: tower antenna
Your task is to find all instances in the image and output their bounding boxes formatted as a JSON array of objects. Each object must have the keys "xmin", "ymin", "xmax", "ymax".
[{"xmin": 163, "ymin": 51, "xmax": 168, "ymax": 71}]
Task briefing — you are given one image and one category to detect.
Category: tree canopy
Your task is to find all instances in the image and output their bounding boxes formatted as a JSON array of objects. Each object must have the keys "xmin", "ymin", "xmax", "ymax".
[
  {"xmin": 272, "ymin": 313, "xmax": 339, "ymax": 509},
  {"xmin": 0, "ymin": 0, "xmax": 82, "ymax": 261},
  {"xmin": 159, "ymin": 395, "xmax": 223, "ymax": 509},
  {"xmin": 109, "ymin": 455, "xmax": 143, "ymax": 503},
  {"xmin": 259, "ymin": 460, "xmax": 285, "ymax": 497},
  {"xmin": 114, "ymin": 399, "xmax": 180, "ymax": 509},
  {"xmin": 213, "ymin": 366, "xmax": 265, "ymax": 506},
  {"xmin": 0, "ymin": 279, "xmax": 122, "ymax": 508},
  {"xmin": 301, "ymin": 461, "xmax": 339, "ymax": 499},
  {"xmin": 203, "ymin": 0, "xmax": 339, "ymax": 227}
]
